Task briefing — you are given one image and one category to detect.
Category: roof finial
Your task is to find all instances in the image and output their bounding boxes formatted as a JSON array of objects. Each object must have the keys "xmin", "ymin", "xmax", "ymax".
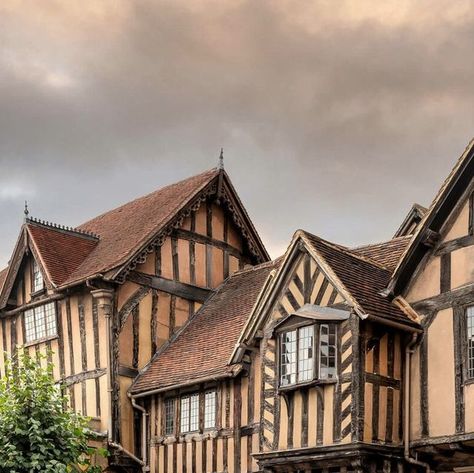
[
  {"xmin": 24, "ymin": 200, "xmax": 29, "ymax": 221},
  {"xmin": 218, "ymin": 148, "xmax": 224, "ymax": 170}
]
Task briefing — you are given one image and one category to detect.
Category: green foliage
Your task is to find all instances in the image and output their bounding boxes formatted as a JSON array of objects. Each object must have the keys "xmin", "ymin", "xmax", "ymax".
[{"xmin": 0, "ymin": 351, "xmax": 107, "ymax": 473}]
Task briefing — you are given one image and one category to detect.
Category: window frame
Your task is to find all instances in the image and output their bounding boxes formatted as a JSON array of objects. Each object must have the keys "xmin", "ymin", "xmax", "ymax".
[
  {"xmin": 180, "ymin": 393, "xmax": 200, "ymax": 434},
  {"xmin": 277, "ymin": 320, "xmax": 339, "ymax": 389},
  {"xmin": 203, "ymin": 390, "xmax": 217, "ymax": 430},
  {"xmin": 163, "ymin": 398, "xmax": 175, "ymax": 436},
  {"xmin": 31, "ymin": 259, "xmax": 45, "ymax": 295},
  {"xmin": 466, "ymin": 305, "xmax": 474, "ymax": 381},
  {"xmin": 23, "ymin": 301, "xmax": 58, "ymax": 345}
]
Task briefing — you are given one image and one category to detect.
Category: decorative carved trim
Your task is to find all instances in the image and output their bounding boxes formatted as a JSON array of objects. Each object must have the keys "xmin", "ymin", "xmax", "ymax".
[{"xmin": 114, "ymin": 182, "xmax": 218, "ymax": 283}]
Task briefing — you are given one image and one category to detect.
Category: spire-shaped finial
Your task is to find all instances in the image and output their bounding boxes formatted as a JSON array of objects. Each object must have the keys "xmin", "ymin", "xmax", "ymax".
[
  {"xmin": 218, "ymin": 148, "xmax": 224, "ymax": 170},
  {"xmin": 24, "ymin": 200, "xmax": 29, "ymax": 221}
]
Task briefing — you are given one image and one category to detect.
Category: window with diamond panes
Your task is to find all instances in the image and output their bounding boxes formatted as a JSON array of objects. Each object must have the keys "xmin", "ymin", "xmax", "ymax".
[
  {"xmin": 467, "ymin": 306, "xmax": 474, "ymax": 379},
  {"xmin": 180, "ymin": 394, "xmax": 199, "ymax": 433},
  {"xmin": 24, "ymin": 302, "xmax": 57, "ymax": 343},
  {"xmin": 164, "ymin": 398, "xmax": 175, "ymax": 435},
  {"xmin": 32, "ymin": 259, "xmax": 44, "ymax": 293},
  {"xmin": 319, "ymin": 323, "xmax": 337, "ymax": 379},
  {"xmin": 204, "ymin": 390, "xmax": 216, "ymax": 429}
]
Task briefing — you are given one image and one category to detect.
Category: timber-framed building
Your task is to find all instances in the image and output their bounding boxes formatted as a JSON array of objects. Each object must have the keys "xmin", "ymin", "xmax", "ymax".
[{"xmin": 1, "ymin": 140, "xmax": 474, "ymax": 473}]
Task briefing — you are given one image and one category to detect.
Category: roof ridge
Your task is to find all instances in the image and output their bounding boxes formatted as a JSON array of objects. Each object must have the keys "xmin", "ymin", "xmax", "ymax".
[
  {"xmin": 26, "ymin": 217, "xmax": 100, "ymax": 241},
  {"xmin": 351, "ymin": 234, "xmax": 412, "ymax": 250},
  {"xmin": 299, "ymin": 229, "xmax": 390, "ymax": 272},
  {"xmin": 77, "ymin": 168, "xmax": 219, "ymax": 232}
]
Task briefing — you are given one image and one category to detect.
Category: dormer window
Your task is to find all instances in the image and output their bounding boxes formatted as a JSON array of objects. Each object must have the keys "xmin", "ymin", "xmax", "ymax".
[
  {"xmin": 32, "ymin": 259, "xmax": 44, "ymax": 294},
  {"xmin": 277, "ymin": 304, "xmax": 347, "ymax": 388}
]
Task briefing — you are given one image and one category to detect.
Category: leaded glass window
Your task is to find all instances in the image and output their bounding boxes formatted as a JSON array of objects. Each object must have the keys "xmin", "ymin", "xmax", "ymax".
[
  {"xmin": 467, "ymin": 306, "xmax": 474, "ymax": 379},
  {"xmin": 24, "ymin": 302, "xmax": 57, "ymax": 343},
  {"xmin": 180, "ymin": 393, "xmax": 199, "ymax": 433},
  {"xmin": 164, "ymin": 398, "xmax": 175, "ymax": 435},
  {"xmin": 32, "ymin": 259, "xmax": 44, "ymax": 293},
  {"xmin": 279, "ymin": 322, "xmax": 337, "ymax": 386},
  {"xmin": 204, "ymin": 390, "xmax": 216, "ymax": 429},
  {"xmin": 319, "ymin": 323, "xmax": 337, "ymax": 379}
]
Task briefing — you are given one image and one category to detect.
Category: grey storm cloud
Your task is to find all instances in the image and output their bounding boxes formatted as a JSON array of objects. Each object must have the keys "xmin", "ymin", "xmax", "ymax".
[{"xmin": 0, "ymin": 0, "xmax": 474, "ymax": 267}]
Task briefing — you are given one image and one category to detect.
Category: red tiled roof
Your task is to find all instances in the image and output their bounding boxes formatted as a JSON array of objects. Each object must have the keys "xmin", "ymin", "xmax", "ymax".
[
  {"xmin": 65, "ymin": 169, "xmax": 220, "ymax": 285},
  {"xmin": 27, "ymin": 224, "xmax": 98, "ymax": 287},
  {"xmin": 302, "ymin": 231, "xmax": 419, "ymax": 328},
  {"xmin": 351, "ymin": 235, "xmax": 412, "ymax": 271},
  {"xmin": 131, "ymin": 260, "xmax": 280, "ymax": 394}
]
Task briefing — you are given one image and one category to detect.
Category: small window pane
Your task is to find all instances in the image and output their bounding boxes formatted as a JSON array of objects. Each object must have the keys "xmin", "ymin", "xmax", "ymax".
[
  {"xmin": 280, "ymin": 330, "xmax": 297, "ymax": 386},
  {"xmin": 180, "ymin": 396, "xmax": 190, "ymax": 433},
  {"xmin": 204, "ymin": 391, "xmax": 216, "ymax": 429},
  {"xmin": 320, "ymin": 324, "xmax": 337, "ymax": 379},
  {"xmin": 189, "ymin": 394, "xmax": 199, "ymax": 432},
  {"xmin": 164, "ymin": 398, "xmax": 175, "ymax": 435},
  {"xmin": 467, "ymin": 307, "xmax": 474, "ymax": 379},
  {"xmin": 298, "ymin": 325, "xmax": 314, "ymax": 382}
]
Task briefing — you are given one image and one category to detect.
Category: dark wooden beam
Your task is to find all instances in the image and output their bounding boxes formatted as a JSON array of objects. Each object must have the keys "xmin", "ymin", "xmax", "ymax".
[
  {"xmin": 174, "ymin": 229, "xmax": 243, "ymax": 259},
  {"xmin": 128, "ymin": 271, "xmax": 212, "ymax": 303},
  {"xmin": 436, "ymin": 234, "xmax": 474, "ymax": 256},
  {"xmin": 412, "ymin": 283, "xmax": 474, "ymax": 314}
]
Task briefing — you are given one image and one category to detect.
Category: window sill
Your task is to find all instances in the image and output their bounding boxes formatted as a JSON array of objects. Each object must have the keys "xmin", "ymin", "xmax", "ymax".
[
  {"xmin": 30, "ymin": 288, "xmax": 47, "ymax": 299},
  {"xmin": 464, "ymin": 378, "xmax": 474, "ymax": 386},
  {"xmin": 24, "ymin": 334, "xmax": 58, "ymax": 348},
  {"xmin": 278, "ymin": 378, "xmax": 337, "ymax": 393}
]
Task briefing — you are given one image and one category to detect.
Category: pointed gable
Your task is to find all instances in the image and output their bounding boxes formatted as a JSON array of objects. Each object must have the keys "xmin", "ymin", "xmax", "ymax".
[
  {"xmin": 27, "ymin": 221, "xmax": 98, "ymax": 286},
  {"xmin": 65, "ymin": 168, "xmax": 268, "ymax": 285},
  {"xmin": 0, "ymin": 221, "xmax": 98, "ymax": 309},
  {"xmin": 302, "ymin": 231, "xmax": 418, "ymax": 328},
  {"xmin": 387, "ymin": 138, "xmax": 474, "ymax": 297}
]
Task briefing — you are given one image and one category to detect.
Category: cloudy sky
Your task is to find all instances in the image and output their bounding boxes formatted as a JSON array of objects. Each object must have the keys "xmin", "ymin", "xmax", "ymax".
[{"xmin": 1, "ymin": 1, "xmax": 473, "ymax": 267}]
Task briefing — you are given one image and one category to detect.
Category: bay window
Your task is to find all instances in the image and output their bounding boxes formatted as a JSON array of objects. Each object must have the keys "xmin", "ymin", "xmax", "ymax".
[{"xmin": 280, "ymin": 322, "xmax": 338, "ymax": 387}]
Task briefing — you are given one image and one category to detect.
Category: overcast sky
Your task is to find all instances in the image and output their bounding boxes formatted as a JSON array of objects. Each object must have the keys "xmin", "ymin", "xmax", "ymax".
[{"xmin": 1, "ymin": 1, "xmax": 473, "ymax": 267}]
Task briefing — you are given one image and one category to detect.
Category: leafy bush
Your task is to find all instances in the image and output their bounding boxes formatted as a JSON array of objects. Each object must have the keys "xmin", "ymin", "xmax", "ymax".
[{"xmin": 0, "ymin": 351, "xmax": 107, "ymax": 473}]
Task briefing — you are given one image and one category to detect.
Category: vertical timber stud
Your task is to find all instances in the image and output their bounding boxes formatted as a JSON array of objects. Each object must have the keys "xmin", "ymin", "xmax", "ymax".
[
  {"xmin": 440, "ymin": 253, "xmax": 451, "ymax": 294},
  {"xmin": 420, "ymin": 333, "xmax": 429, "ymax": 438},
  {"xmin": 469, "ymin": 191, "xmax": 474, "ymax": 236},
  {"xmin": 351, "ymin": 314, "xmax": 364, "ymax": 442},
  {"xmin": 78, "ymin": 297, "xmax": 88, "ymax": 415},
  {"xmin": 92, "ymin": 299, "xmax": 101, "ymax": 418},
  {"xmin": 91, "ymin": 289, "xmax": 115, "ymax": 442},
  {"xmin": 453, "ymin": 306, "xmax": 465, "ymax": 434},
  {"xmin": 233, "ymin": 378, "xmax": 242, "ymax": 473}
]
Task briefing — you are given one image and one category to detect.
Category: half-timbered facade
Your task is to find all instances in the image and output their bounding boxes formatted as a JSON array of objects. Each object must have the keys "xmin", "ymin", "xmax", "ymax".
[{"xmin": 2, "ymin": 139, "xmax": 474, "ymax": 472}]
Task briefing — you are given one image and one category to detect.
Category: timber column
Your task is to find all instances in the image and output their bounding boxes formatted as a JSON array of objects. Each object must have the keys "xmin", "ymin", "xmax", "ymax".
[{"xmin": 91, "ymin": 289, "xmax": 115, "ymax": 443}]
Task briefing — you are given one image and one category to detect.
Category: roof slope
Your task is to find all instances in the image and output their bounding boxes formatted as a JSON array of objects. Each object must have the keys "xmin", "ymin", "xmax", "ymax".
[
  {"xmin": 302, "ymin": 231, "xmax": 418, "ymax": 328},
  {"xmin": 27, "ymin": 222, "xmax": 98, "ymax": 287},
  {"xmin": 67, "ymin": 169, "xmax": 220, "ymax": 284},
  {"xmin": 131, "ymin": 260, "xmax": 279, "ymax": 394},
  {"xmin": 351, "ymin": 235, "xmax": 412, "ymax": 271},
  {"xmin": 0, "ymin": 268, "xmax": 7, "ymax": 293}
]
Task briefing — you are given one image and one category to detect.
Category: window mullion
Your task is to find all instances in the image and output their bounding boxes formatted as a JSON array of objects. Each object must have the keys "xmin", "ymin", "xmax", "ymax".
[{"xmin": 296, "ymin": 327, "xmax": 300, "ymax": 383}]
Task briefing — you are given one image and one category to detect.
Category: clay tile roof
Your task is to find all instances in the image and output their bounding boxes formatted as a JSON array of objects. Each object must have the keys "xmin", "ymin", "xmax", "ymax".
[
  {"xmin": 301, "ymin": 231, "xmax": 419, "ymax": 328},
  {"xmin": 27, "ymin": 223, "xmax": 98, "ymax": 287},
  {"xmin": 351, "ymin": 235, "xmax": 412, "ymax": 271},
  {"xmin": 131, "ymin": 259, "xmax": 280, "ymax": 394},
  {"xmin": 65, "ymin": 168, "xmax": 220, "ymax": 285},
  {"xmin": 0, "ymin": 268, "xmax": 7, "ymax": 293}
]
